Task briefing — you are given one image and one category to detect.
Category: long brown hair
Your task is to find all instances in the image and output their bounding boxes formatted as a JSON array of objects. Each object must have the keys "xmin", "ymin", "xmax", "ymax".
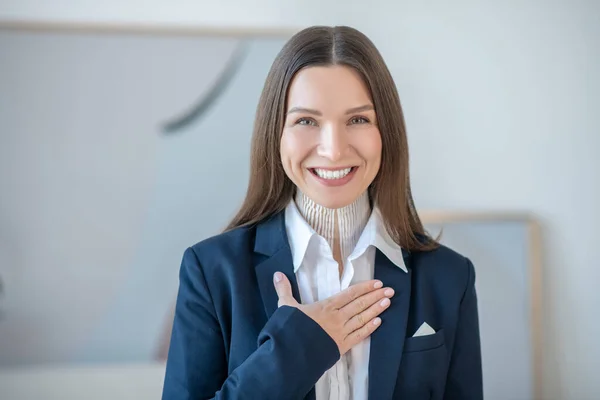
[{"xmin": 226, "ymin": 26, "xmax": 437, "ymax": 251}]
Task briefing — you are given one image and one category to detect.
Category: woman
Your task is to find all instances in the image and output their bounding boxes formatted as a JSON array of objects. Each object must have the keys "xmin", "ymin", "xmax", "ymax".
[{"xmin": 162, "ymin": 26, "xmax": 482, "ymax": 400}]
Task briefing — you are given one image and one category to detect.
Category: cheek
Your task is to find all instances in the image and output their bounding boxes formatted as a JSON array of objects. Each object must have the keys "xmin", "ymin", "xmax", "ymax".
[
  {"xmin": 357, "ymin": 129, "xmax": 383, "ymax": 166},
  {"xmin": 280, "ymin": 130, "xmax": 312, "ymax": 168}
]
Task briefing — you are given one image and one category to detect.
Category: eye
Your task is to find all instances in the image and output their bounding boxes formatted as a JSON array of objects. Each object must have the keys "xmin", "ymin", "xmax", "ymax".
[
  {"xmin": 296, "ymin": 117, "xmax": 318, "ymax": 126},
  {"xmin": 349, "ymin": 116, "xmax": 370, "ymax": 125}
]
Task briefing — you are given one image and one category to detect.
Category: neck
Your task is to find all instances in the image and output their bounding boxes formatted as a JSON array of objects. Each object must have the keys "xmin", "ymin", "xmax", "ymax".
[{"xmin": 294, "ymin": 191, "xmax": 371, "ymax": 261}]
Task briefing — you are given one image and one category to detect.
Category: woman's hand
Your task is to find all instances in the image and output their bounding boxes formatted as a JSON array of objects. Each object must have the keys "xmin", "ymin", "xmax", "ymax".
[{"xmin": 273, "ymin": 271, "xmax": 394, "ymax": 356}]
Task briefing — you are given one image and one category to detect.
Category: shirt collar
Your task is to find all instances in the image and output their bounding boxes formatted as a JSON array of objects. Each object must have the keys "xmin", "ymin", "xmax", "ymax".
[
  {"xmin": 284, "ymin": 200, "xmax": 317, "ymax": 272},
  {"xmin": 284, "ymin": 200, "xmax": 407, "ymax": 273}
]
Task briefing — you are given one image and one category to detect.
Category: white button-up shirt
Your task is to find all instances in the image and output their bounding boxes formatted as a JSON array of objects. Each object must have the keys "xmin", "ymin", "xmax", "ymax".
[{"xmin": 284, "ymin": 200, "xmax": 407, "ymax": 400}]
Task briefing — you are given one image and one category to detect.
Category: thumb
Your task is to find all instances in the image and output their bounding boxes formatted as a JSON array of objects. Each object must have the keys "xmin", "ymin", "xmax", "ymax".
[{"xmin": 273, "ymin": 272, "xmax": 297, "ymax": 308}]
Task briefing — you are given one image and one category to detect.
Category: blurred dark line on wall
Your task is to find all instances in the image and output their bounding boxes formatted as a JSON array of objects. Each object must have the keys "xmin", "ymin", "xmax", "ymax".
[{"xmin": 161, "ymin": 41, "xmax": 250, "ymax": 134}]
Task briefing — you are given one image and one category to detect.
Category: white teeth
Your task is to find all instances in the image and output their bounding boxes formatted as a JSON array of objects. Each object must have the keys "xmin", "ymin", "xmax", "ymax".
[{"xmin": 314, "ymin": 167, "xmax": 352, "ymax": 180}]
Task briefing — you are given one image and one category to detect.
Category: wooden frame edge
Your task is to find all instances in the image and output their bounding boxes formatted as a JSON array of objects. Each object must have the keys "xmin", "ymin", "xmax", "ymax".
[
  {"xmin": 528, "ymin": 219, "xmax": 543, "ymax": 400},
  {"xmin": 0, "ymin": 19, "xmax": 298, "ymax": 37},
  {"xmin": 419, "ymin": 210, "xmax": 535, "ymax": 224}
]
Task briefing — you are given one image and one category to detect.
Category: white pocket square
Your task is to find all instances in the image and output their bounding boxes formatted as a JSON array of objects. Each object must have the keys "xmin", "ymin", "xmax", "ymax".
[{"xmin": 412, "ymin": 322, "xmax": 436, "ymax": 337}]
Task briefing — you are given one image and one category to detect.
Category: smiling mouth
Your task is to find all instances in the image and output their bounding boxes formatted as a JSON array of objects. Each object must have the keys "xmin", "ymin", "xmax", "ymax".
[{"xmin": 309, "ymin": 167, "xmax": 357, "ymax": 180}]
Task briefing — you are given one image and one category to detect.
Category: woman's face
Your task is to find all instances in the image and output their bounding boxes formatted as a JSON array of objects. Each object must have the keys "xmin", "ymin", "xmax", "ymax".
[{"xmin": 280, "ymin": 65, "xmax": 382, "ymax": 209}]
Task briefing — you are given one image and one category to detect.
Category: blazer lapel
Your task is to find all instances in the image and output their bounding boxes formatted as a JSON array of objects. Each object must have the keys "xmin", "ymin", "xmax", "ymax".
[
  {"xmin": 254, "ymin": 212, "xmax": 316, "ymax": 400},
  {"xmin": 368, "ymin": 249, "xmax": 412, "ymax": 400},
  {"xmin": 255, "ymin": 248, "xmax": 301, "ymax": 318},
  {"xmin": 254, "ymin": 212, "xmax": 302, "ymax": 318}
]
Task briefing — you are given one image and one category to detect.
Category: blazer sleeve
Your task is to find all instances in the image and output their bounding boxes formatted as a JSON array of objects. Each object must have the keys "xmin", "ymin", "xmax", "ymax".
[
  {"xmin": 162, "ymin": 247, "xmax": 340, "ymax": 400},
  {"xmin": 443, "ymin": 258, "xmax": 484, "ymax": 400}
]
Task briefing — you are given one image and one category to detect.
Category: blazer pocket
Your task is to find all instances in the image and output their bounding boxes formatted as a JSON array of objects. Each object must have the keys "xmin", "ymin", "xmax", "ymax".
[{"xmin": 403, "ymin": 328, "xmax": 445, "ymax": 353}]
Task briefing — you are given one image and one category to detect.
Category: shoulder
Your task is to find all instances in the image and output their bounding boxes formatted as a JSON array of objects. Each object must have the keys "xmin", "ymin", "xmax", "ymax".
[
  {"xmin": 176, "ymin": 224, "xmax": 261, "ymax": 302},
  {"xmin": 178, "ymin": 224, "xmax": 258, "ymax": 288},
  {"xmin": 409, "ymin": 242, "xmax": 476, "ymax": 298},
  {"xmin": 181, "ymin": 212, "xmax": 285, "ymax": 287},
  {"xmin": 175, "ymin": 225, "xmax": 262, "ymax": 321},
  {"xmin": 187, "ymin": 224, "xmax": 257, "ymax": 267}
]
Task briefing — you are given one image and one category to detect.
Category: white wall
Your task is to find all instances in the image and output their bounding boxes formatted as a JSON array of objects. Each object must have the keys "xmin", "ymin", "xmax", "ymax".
[{"xmin": 1, "ymin": 1, "xmax": 599, "ymax": 399}]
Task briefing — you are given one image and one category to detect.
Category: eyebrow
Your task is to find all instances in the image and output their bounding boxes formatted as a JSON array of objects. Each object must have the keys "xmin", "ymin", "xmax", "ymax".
[
  {"xmin": 286, "ymin": 104, "xmax": 374, "ymax": 116},
  {"xmin": 345, "ymin": 104, "xmax": 374, "ymax": 114},
  {"xmin": 286, "ymin": 107, "xmax": 322, "ymax": 116}
]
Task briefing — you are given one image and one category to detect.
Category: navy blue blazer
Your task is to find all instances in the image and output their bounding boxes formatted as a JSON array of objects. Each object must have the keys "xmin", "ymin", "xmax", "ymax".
[{"xmin": 162, "ymin": 211, "xmax": 483, "ymax": 400}]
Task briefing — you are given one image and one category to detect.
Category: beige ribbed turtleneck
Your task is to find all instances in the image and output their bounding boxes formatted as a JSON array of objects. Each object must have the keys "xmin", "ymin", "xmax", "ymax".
[{"xmin": 294, "ymin": 190, "xmax": 371, "ymax": 275}]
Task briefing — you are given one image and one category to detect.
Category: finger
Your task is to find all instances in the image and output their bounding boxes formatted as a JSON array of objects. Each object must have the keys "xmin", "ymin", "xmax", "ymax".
[
  {"xmin": 273, "ymin": 272, "xmax": 297, "ymax": 307},
  {"xmin": 344, "ymin": 294, "xmax": 391, "ymax": 333},
  {"xmin": 340, "ymin": 287, "xmax": 394, "ymax": 321},
  {"xmin": 344, "ymin": 317, "xmax": 382, "ymax": 348},
  {"xmin": 328, "ymin": 280, "xmax": 383, "ymax": 308}
]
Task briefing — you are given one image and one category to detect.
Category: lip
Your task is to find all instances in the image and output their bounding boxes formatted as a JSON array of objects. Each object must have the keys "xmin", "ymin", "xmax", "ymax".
[
  {"xmin": 308, "ymin": 166, "xmax": 356, "ymax": 171},
  {"xmin": 308, "ymin": 166, "xmax": 358, "ymax": 187}
]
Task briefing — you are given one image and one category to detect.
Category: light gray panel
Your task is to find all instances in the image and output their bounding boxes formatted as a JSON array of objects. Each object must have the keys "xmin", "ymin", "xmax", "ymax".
[
  {"xmin": 77, "ymin": 37, "xmax": 287, "ymax": 363},
  {"xmin": 425, "ymin": 221, "xmax": 534, "ymax": 400},
  {"xmin": 0, "ymin": 29, "xmax": 286, "ymax": 365}
]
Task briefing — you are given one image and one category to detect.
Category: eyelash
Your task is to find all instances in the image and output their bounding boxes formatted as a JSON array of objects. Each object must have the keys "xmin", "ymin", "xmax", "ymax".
[
  {"xmin": 349, "ymin": 116, "xmax": 370, "ymax": 125},
  {"xmin": 296, "ymin": 117, "xmax": 317, "ymax": 126},
  {"xmin": 294, "ymin": 116, "xmax": 371, "ymax": 126}
]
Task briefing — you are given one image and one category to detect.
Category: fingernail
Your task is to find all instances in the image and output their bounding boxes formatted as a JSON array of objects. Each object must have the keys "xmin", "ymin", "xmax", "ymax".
[
  {"xmin": 373, "ymin": 317, "xmax": 381, "ymax": 326},
  {"xmin": 380, "ymin": 298, "xmax": 390, "ymax": 307},
  {"xmin": 274, "ymin": 272, "xmax": 282, "ymax": 283},
  {"xmin": 374, "ymin": 281, "xmax": 383, "ymax": 288},
  {"xmin": 384, "ymin": 288, "xmax": 394, "ymax": 297}
]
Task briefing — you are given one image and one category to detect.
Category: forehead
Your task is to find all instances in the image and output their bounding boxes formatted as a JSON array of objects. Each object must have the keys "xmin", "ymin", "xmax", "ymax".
[{"xmin": 286, "ymin": 65, "xmax": 373, "ymax": 112}]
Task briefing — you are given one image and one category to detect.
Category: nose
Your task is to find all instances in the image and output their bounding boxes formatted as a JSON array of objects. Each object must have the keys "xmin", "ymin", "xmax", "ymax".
[{"xmin": 317, "ymin": 123, "xmax": 347, "ymax": 162}]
